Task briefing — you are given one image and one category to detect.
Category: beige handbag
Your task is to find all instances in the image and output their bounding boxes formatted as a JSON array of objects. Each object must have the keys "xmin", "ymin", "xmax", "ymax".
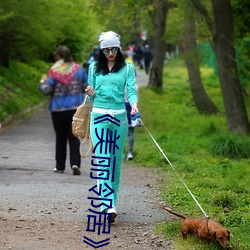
[{"xmin": 72, "ymin": 95, "xmax": 93, "ymax": 158}]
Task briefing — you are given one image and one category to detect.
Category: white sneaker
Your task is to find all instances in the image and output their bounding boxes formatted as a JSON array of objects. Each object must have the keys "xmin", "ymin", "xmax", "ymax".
[
  {"xmin": 127, "ymin": 152, "xmax": 133, "ymax": 160},
  {"xmin": 53, "ymin": 168, "xmax": 64, "ymax": 173},
  {"xmin": 107, "ymin": 208, "xmax": 117, "ymax": 223}
]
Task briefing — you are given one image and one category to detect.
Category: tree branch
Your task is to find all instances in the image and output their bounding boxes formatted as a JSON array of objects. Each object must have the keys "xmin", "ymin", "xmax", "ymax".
[
  {"xmin": 190, "ymin": 0, "xmax": 216, "ymax": 37},
  {"xmin": 167, "ymin": 1, "xmax": 178, "ymax": 9}
]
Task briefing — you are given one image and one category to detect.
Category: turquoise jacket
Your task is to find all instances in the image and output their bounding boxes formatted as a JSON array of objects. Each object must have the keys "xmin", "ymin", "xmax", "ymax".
[{"xmin": 87, "ymin": 62, "xmax": 138, "ymax": 110}]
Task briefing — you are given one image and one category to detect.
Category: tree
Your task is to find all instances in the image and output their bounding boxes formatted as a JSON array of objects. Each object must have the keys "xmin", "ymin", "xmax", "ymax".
[
  {"xmin": 148, "ymin": 0, "xmax": 177, "ymax": 89},
  {"xmin": 191, "ymin": 0, "xmax": 250, "ymax": 134},
  {"xmin": 0, "ymin": 0, "xmax": 98, "ymax": 66},
  {"xmin": 184, "ymin": 1, "xmax": 218, "ymax": 114},
  {"xmin": 90, "ymin": 0, "xmax": 155, "ymax": 48}
]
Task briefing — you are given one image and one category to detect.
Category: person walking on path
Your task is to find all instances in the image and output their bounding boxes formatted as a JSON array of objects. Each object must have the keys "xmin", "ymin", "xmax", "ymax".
[
  {"xmin": 39, "ymin": 45, "xmax": 88, "ymax": 175},
  {"xmin": 85, "ymin": 31, "xmax": 138, "ymax": 223},
  {"xmin": 125, "ymin": 100, "xmax": 135, "ymax": 160},
  {"xmin": 143, "ymin": 44, "xmax": 153, "ymax": 75},
  {"xmin": 123, "ymin": 51, "xmax": 137, "ymax": 160}
]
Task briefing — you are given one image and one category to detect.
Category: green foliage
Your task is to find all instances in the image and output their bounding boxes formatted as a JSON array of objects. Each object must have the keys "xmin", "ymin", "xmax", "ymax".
[
  {"xmin": 0, "ymin": 60, "xmax": 49, "ymax": 122},
  {"xmin": 165, "ymin": 2, "xmax": 184, "ymax": 44},
  {"xmin": 210, "ymin": 134, "xmax": 250, "ymax": 159},
  {"xmin": 210, "ymin": 191, "xmax": 238, "ymax": 209},
  {"xmin": 0, "ymin": 0, "xmax": 100, "ymax": 66},
  {"xmin": 129, "ymin": 58, "xmax": 250, "ymax": 249},
  {"xmin": 232, "ymin": 0, "xmax": 250, "ymax": 39},
  {"xmin": 154, "ymin": 221, "xmax": 181, "ymax": 240},
  {"xmin": 90, "ymin": 0, "xmax": 155, "ymax": 46},
  {"xmin": 165, "ymin": 0, "xmax": 213, "ymax": 45},
  {"xmin": 236, "ymin": 37, "xmax": 250, "ymax": 95}
]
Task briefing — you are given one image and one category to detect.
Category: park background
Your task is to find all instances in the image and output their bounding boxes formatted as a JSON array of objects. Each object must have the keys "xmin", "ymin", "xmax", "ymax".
[{"xmin": 0, "ymin": 1, "xmax": 249, "ymax": 249}]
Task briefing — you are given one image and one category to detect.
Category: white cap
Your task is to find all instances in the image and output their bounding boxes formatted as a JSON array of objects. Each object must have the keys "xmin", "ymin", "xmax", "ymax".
[{"xmin": 99, "ymin": 31, "xmax": 121, "ymax": 49}]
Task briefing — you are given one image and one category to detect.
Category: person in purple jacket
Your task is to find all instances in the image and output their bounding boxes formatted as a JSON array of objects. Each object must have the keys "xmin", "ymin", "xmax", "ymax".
[{"xmin": 39, "ymin": 45, "xmax": 88, "ymax": 175}]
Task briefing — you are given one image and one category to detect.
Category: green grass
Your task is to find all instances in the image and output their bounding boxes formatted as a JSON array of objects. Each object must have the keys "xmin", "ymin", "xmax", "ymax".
[
  {"xmin": 0, "ymin": 60, "xmax": 50, "ymax": 123},
  {"xmin": 128, "ymin": 58, "xmax": 250, "ymax": 250}
]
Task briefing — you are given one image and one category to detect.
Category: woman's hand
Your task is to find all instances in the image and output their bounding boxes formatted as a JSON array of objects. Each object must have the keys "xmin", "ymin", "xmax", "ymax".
[
  {"xmin": 85, "ymin": 86, "xmax": 95, "ymax": 97},
  {"xmin": 131, "ymin": 103, "xmax": 138, "ymax": 116},
  {"xmin": 40, "ymin": 74, "xmax": 47, "ymax": 83}
]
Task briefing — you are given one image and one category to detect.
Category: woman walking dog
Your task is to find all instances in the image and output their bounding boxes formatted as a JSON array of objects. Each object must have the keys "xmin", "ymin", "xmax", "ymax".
[{"xmin": 86, "ymin": 31, "xmax": 138, "ymax": 222}]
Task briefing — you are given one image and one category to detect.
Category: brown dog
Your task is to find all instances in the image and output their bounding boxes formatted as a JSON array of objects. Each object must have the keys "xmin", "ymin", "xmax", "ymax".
[{"xmin": 162, "ymin": 207, "xmax": 231, "ymax": 249}]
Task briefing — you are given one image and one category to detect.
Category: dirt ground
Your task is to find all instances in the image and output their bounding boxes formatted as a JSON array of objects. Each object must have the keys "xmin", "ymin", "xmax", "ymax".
[{"xmin": 0, "ymin": 70, "xmax": 174, "ymax": 250}]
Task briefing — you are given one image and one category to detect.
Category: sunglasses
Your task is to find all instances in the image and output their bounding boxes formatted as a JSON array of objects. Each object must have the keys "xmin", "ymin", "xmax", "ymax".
[{"xmin": 102, "ymin": 47, "xmax": 119, "ymax": 55}]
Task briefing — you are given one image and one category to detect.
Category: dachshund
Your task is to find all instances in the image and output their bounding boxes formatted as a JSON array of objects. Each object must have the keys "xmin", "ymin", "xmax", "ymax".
[{"xmin": 162, "ymin": 207, "xmax": 231, "ymax": 249}]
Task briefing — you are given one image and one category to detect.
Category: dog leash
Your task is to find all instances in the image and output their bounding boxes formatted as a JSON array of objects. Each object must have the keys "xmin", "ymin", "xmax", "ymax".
[{"xmin": 139, "ymin": 118, "xmax": 209, "ymax": 218}]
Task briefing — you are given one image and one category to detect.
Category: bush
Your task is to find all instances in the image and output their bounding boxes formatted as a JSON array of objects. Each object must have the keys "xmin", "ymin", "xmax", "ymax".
[
  {"xmin": 210, "ymin": 134, "xmax": 250, "ymax": 159},
  {"xmin": 0, "ymin": 60, "xmax": 49, "ymax": 123}
]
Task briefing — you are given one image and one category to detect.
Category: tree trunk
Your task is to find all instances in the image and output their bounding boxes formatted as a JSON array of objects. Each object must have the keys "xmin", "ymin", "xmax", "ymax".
[
  {"xmin": 184, "ymin": 4, "xmax": 218, "ymax": 114},
  {"xmin": 147, "ymin": 0, "xmax": 169, "ymax": 89},
  {"xmin": 212, "ymin": 0, "xmax": 250, "ymax": 134},
  {"xmin": 191, "ymin": 0, "xmax": 250, "ymax": 134}
]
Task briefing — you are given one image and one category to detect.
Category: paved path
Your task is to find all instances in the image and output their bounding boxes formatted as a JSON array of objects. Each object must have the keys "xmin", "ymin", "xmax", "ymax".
[
  {"xmin": 135, "ymin": 68, "xmax": 149, "ymax": 88},
  {"xmin": 0, "ymin": 71, "xmax": 172, "ymax": 249}
]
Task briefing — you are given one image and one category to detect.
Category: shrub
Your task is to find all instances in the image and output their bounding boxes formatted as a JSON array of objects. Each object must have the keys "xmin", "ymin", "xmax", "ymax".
[{"xmin": 210, "ymin": 135, "xmax": 250, "ymax": 159}]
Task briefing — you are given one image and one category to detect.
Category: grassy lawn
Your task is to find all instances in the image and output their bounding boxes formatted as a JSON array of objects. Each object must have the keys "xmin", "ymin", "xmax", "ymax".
[
  {"xmin": 128, "ymin": 58, "xmax": 250, "ymax": 250},
  {"xmin": 0, "ymin": 60, "xmax": 49, "ymax": 123}
]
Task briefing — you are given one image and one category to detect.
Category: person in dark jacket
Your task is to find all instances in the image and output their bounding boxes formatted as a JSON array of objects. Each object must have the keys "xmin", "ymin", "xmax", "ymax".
[{"xmin": 143, "ymin": 44, "xmax": 152, "ymax": 74}]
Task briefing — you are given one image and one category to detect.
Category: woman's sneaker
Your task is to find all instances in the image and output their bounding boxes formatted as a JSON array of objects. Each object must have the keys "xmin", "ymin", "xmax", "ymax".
[
  {"xmin": 107, "ymin": 208, "xmax": 117, "ymax": 223},
  {"xmin": 72, "ymin": 165, "xmax": 81, "ymax": 175}
]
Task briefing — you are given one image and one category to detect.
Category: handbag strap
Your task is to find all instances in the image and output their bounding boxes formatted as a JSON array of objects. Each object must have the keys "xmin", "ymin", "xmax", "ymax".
[
  {"xmin": 79, "ymin": 137, "xmax": 93, "ymax": 158},
  {"xmin": 83, "ymin": 94, "xmax": 88, "ymax": 105},
  {"xmin": 79, "ymin": 112, "xmax": 93, "ymax": 158}
]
